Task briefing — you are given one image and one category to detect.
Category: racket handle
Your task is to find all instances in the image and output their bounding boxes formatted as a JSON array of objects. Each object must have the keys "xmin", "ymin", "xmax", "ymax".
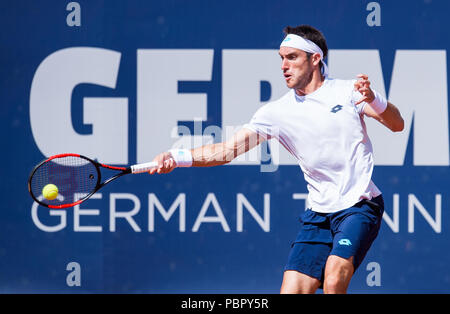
[{"xmin": 130, "ymin": 161, "xmax": 158, "ymax": 174}]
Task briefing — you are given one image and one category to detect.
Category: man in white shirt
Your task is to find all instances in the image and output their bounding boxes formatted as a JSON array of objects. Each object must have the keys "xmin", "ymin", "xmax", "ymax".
[{"xmin": 148, "ymin": 25, "xmax": 404, "ymax": 294}]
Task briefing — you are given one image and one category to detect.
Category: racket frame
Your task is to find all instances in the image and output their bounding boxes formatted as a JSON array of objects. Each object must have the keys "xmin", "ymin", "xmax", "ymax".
[{"xmin": 28, "ymin": 153, "xmax": 131, "ymax": 209}]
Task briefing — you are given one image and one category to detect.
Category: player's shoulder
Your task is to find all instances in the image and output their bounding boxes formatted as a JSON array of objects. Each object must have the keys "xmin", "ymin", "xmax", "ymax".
[
  {"xmin": 324, "ymin": 77, "xmax": 356, "ymax": 90},
  {"xmin": 323, "ymin": 78, "xmax": 357, "ymax": 101},
  {"xmin": 254, "ymin": 90, "xmax": 294, "ymax": 114},
  {"xmin": 271, "ymin": 89, "xmax": 295, "ymax": 106}
]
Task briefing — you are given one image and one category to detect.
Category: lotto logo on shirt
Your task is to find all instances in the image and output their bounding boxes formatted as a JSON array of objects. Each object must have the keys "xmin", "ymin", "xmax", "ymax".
[{"xmin": 331, "ymin": 105, "xmax": 343, "ymax": 113}]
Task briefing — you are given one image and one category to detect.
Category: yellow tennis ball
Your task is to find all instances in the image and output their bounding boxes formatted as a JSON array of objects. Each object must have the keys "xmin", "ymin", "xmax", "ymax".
[{"xmin": 42, "ymin": 184, "xmax": 58, "ymax": 200}]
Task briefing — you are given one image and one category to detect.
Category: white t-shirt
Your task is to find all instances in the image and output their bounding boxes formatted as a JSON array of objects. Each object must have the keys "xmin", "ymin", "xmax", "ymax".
[{"xmin": 243, "ymin": 78, "xmax": 381, "ymax": 213}]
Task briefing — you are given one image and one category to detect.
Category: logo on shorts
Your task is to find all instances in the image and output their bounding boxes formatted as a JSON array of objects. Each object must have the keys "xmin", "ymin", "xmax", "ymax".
[
  {"xmin": 331, "ymin": 104, "xmax": 343, "ymax": 113},
  {"xmin": 338, "ymin": 239, "xmax": 352, "ymax": 246}
]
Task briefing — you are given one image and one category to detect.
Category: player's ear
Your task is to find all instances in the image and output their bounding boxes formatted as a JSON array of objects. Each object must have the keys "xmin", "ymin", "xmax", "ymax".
[{"xmin": 311, "ymin": 53, "xmax": 321, "ymax": 66}]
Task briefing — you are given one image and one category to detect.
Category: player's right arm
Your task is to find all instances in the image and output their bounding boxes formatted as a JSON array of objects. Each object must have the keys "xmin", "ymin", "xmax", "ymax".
[{"xmin": 148, "ymin": 128, "xmax": 265, "ymax": 174}]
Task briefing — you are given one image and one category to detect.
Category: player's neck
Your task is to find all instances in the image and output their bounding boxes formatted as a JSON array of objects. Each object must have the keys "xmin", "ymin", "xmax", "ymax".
[{"xmin": 295, "ymin": 70, "xmax": 325, "ymax": 97}]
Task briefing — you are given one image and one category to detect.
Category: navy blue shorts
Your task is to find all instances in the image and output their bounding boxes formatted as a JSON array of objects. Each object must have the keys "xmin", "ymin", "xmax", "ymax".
[{"xmin": 284, "ymin": 195, "xmax": 384, "ymax": 283}]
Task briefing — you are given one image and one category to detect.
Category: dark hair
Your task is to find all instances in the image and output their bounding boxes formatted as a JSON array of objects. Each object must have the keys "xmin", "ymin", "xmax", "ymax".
[{"xmin": 283, "ymin": 25, "xmax": 328, "ymax": 68}]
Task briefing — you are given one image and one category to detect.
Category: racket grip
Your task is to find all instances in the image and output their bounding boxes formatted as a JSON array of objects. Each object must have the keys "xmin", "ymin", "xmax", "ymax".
[{"xmin": 130, "ymin": 161, "xmax": 158, "ymax": 174}]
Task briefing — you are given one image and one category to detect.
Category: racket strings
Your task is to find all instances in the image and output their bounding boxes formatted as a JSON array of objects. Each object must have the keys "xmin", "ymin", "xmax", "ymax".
[{"xmin": 30, "ymin": 156, "xmax": 99, "ymax": 206}]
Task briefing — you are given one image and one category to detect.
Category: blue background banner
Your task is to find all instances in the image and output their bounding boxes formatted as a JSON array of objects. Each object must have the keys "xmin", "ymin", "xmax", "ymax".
[{"xmin": 1, "ymin": 0, "xmax": 449, "ymax": 293}]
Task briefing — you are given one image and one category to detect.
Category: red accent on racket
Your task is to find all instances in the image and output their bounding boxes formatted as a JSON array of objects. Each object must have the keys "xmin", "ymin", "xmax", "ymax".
[{"xmin": 28, "ymin": 153, "xmax": 157, "ymax": 209}]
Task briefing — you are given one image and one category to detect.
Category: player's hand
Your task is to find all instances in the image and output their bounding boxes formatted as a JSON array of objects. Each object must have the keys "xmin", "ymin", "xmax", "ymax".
[
  {"xmin": 148, "ymin": 152, "xmax": 176, "ymax": 175},
  {"xmin": 354, "ymin": 74, "xmax": 375, "ymax": 105}
]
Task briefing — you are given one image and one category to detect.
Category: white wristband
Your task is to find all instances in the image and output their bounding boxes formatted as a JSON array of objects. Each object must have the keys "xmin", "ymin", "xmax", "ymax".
[
  {"xmin": 369, "ymin": 90, "xmax": 388, "ymax": 115},
  {"xmin": 169, "ymin": 149, "xmax": 193, "ymax": 167}
]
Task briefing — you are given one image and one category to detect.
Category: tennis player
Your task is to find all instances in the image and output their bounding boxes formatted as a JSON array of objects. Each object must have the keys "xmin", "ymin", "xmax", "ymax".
[{"xmin": 149, "ymin": 25, "xmax": 404, "ymax": 294}]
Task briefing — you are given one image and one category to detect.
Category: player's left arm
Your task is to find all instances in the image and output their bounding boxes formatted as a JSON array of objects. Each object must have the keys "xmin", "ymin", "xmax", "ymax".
[{"xmin": 354, "ymin": 74, "xmax": 404, "ymax": 132}]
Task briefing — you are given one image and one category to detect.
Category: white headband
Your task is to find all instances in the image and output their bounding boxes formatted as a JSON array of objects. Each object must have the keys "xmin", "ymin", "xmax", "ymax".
[{"xmin": 280, "ymin": 34, "xmax": 329, "ymax": 77}]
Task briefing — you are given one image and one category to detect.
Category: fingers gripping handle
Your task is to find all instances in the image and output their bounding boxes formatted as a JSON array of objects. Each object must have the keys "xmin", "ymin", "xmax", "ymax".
[{"xmin": 130, "ymin": 161, "xmax": 158, "ymax": 174}]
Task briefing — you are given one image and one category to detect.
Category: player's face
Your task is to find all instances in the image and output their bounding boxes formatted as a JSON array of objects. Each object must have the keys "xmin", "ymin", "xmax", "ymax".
[{"xmin": 279, "ymin": 47, "xmax": 313, "ymax": 90}]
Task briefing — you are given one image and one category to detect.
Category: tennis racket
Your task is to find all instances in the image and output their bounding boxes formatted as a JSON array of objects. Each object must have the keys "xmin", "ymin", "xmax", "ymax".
[{"xmin": 28, "ymin": 153, "xmax": 159, "ymax": 209}]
